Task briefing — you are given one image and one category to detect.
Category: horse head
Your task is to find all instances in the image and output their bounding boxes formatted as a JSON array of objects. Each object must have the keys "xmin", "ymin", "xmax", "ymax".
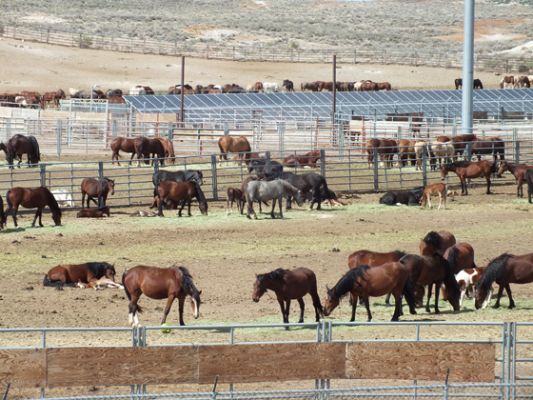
[
  {"xmin": 439, "ymin": 164, "xmax": 449, "ymax": 181},
  {"xmin": 323, "ymin": 286, "xmax": 339, "ymax": 316},
  {"xmin": 293, "ymin": 189, "xmax": 304, "ymax": 207},
  {"xmin": 106, "ymin": 178, "xmax": 115, "ymax": 195},
  {"xmin": 252, "ymin": 274, "xmax": 267, "ymax": 302},
  {"xmin": 496, "ymin": 160, "xmax": 508, "ymax": 178},
  {"xmin": 104, "ymin": 263, "xmax": 117, "ymax": 281}
]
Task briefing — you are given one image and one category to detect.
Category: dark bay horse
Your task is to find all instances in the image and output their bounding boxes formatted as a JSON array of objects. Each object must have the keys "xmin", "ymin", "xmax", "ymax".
[
  {"xmin": 4, "ymin": 187, "xmax": 61, "ymax": 227},
  {"xmin": 122, "ymin": 265, "xmax": 202, "ymax": 326},
  {"xmin": 281, "ymin": 172, "xmax": 331, "ymax": 210},
  {"xmin": 419, "ymin": 230, "xmax": 457, "ymax": 257},
  {"xmin": 444, "ymin": 243, "xmax": 476, "ymax": 274},
  {"xmin": 44, "ymin": 262, "xmax": 116, "ymax": 289},
  {"xmin": 110, "ymin": 137, "xmax": 137, "ymax": 165},
  {"xmin": 379, "ymin": 187, "xmax": 424, "ymax": 206},
  {"xmin": 80, "ymin": 177, "xmax": 115, "ymax": 208},
  {"xmin": 77, "ymin": 206, "xmax": 110, "ymax": 218},
  {"xmin": 252, "ymin": 267, "xmax": 323, "ymax": 324},
  {"xmin": 218, "ymin": 135, "xmax": 251, "ymax": 162},
  {"xmin": 151, "ymin": 169, "xmax": 204, "ymax": 207},
  {"xmin": 323, "ymin": 263, "xmax": 417, "ymax": 322},
  {"xmin": 157, "ymin": 181, "xmax": 208, "ymax": 217},
  {"xmin": 134, "ymin": 137, "xmax": 165, "ymax": 166},
  {"xmin": 440, "ymin": 160, "xmax": 496, "ymax": 195},
  {"xmin": 1, "ymin": 134, "xmax": 40, "ymax": 168},
  {"xmin": 451, "ymin": 134, "xmax": 477, "ymax": 159},
  {"xmin": 471, "ymin": 137, "xmax": 505, "ymax": 161},
  {"xmin": 527, "ymin": 169, "xmax": 533, "ymax": 204},
  {"xmin": 497, "ymin": 161, "xmax": 533, "ymax": 197},
  {"xmin": 475, "ymin": 253, "xmax": 533, "ymax": 310},
  {"xmin": 400, "ymin": 254, "xmax": 461, "ymax": 313},
  {"xmin": 245, "ymin": 179, "xmax": 302, "ymax": 219},
  {"xmin": 248, "ymin": 158, "xmax": 284, "ymax": 180}
]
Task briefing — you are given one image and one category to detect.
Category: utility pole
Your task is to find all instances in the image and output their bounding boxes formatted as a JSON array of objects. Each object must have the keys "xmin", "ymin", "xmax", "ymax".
[
  {"xmin": 332, "ymin": 54, "xmax": 337, "ymax": 127},
  {"xmin": 461, "ymin": 0, "xmax": 475, "ymax": 134},
  {"xmin": 180, "ymin": 56, "xmax": 185, "ymax": 124}
]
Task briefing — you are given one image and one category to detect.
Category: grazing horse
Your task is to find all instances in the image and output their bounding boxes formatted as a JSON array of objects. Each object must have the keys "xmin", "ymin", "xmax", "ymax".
[
  {"xmin": 419, "ymin": 182, "xmax": 447, "ymax": 210},
  {"xmin": 282, "ymin": 79, "xmax": 294, "ymax": 92},
  {"xmin": 245, "ymin": 180, "xmax": 302, "ymax": 219},
  {"xmin": 419, "ymin": 230, "xmax": 457, "ymax": 257},
  {"xmin": 376, "ymin": 82, "xmax": 392, "ymax": 91},
  {"xmin": 323, "ymin": 263, "xmax": 417, "ymax": 322},
  {"xmin": 440, "ymin": 160, "xmax": 496, "ymax": 195},
  {"xmin": 77, "ymin": 206, "xmax": 110, "ymax": 218},
  {"xmin": 500, "ymin": 75, "xmax": 515, "ymax": 89},
  {"xmin": 80, "ymin": 177, "xmax": 115, "ymax": 208},
  {"xmin": 379, "ymin": 187, "xmax": 424, "ymax": 206},
  {"xmin": 475, "ymin": 253, "xmax": 533, "ymax": 310},
  {"xmin": 444, "ymin": 243, "xmax": 477, "ymax": 274},
  {"xmin": 151, "ymin": 169, "xmax": 204, "ymax": 207},
  {"xmin": 4, "ymin": 187, "xmax": 61, "ymax": 227},
  {"xmin": 527, "ymin": 169, "xmax": 533, "ymax": 204},
  {"xmin": 134, "ymin": 137, "xmax": 165, "ymax": 166},
  {"xmin": 515, "ymin": 75, "xmax": 531, "ymax": 88},
  {"xmin": 300, "ymin": 82, "xmax": 321, "ymax": 92},
  {"xmin": 157, "ymin": 181, "xmax": 208, "ymax": 217},
  {"xmin": 123, "ymin": 265, "xmax": 202, "ymax": 326},
  {"xmin": 218, "ymin": 135, "xmax": 251, "ymax": 162},
  {"xmin": 1, "ymin": 134, "xmax": 40, "ymax": 168},
  {"xmin": 252, "ymin": 267, "xmax": 323, "ymax": 324},
  {"xmin": 43, "ymin": 262, "xmax": 116, "ymax": 289},
  {"xmin": 497, "ymin": 161, "xmax": 533, "ymax": 197},
  {"xmin": 458, "ymin": 78, "xmax": 484, "ymax": 90},
  {"xmin": 110, "ymin": 137, "xmax": 137, "ymax": 165},
  {"xmin": 226, "ymin": 187, "xmax": 245, "ymax": 214},
  {"xmin": 400, "ymin": 254, "xmax": 461, "ymax": 313},
  {"xmin": 154, "ymin": 137, "xmax": 175, "ymax": 164},
  {"xmin": 281, "ymin": 172, "xmax": 331, "ymax": 210}
]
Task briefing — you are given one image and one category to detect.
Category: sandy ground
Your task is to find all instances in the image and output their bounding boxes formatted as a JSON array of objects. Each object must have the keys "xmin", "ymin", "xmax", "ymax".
[{"xmin": 0, "ymin": 37, "xmax": 503, "ymax": 93}]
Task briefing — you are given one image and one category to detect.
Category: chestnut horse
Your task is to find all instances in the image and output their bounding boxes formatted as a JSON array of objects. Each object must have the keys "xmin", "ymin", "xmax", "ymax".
[
  {"xmin": 419, "ymin": 230, "xmax": 456, "ymax": 257},
  {"xmin": 157, "ymin": 181, "xmax": 208, "ymax": 217},
  {"xmin": 80, "ymin": 177, "xmax": 115, "ymax": 208},
  {"xmin": 76, "ymin": 206, "xmax": 110, "ymax": 218},
  {"xmin": 444, "ymin": 242, "xmax": 476, "ymax": 274},
  {"xmin": 282, "ymin": 150, "xmax": 321, "ymax": 168},
  {"xmin": 323, "ymin": 263, "xmax": 417, "ymax": 322},
  {"xmin": 497, "ymin": 161, "xmax": 533, "ymax": 197},
  {"xmin": 110, "ymin": 137, "xmax": 137, "ymax": 165},
  {"xmin": 123, "ymin": 265, "xmax": 202, "ymax": 326},
  {"xmin": 400, "ymin": 254, "xmax": 461, "ymax": 313},
  {"xmin": 440, "ymin": 160, "xmax": 496, "ymax": 195},
  {"xmin": 4, "ymin": 187, "xmax": 61, "ymax": 227},
  {"xmin": 154, "ymin": 137, "xmax": 176, "ymax": 164},
  {"xmin": 218, "ymin": 135, "xmax": 251, "ymax": 162},
  {"xmin": 1, "ymin": 134, "xmax": 40, "ymax": 168},
  {"xmin": 252, "ymin": 267, "xmax": 323, "ymax": 324},
  {"xmin": 475, "ymin": 253, "xmax": 533, "ymax": 310},
  {"xmin": 43, "ymin": 262, "xmax": 116, "ymax": 289}
]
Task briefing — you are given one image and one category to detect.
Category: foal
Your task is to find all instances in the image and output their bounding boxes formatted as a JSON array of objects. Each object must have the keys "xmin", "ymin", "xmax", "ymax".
[
  {"xmin": 226, "ymin": 187, "xmax": 245, "ymax": 214},
  {"xmin": 419, "ymin": 182, "xmax": 447, "ymax": 210}
]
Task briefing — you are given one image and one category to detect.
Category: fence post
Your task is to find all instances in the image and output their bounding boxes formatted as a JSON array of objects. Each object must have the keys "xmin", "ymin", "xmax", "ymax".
[
  {"xmin": 373, "ymin": 147, "xmax": 379, "ymax": 192},
  {"xmin": 40, "ymin": 164, "xmax": 46, "ymax": 187},
  {"xmin": 210, "ymin": 154, "xmax": 218, "ymax": 201},
  {"xmin": 422, "ymin": 151, "xmax": 428, "ymax": 187},
  {"xmin": 277, "ymin": 121, "xmax": 285, "ymax": 158},
  {"xmin": 465, "ymin": 143, "xmax": 472, "ymax": 161},
  {"xmin": 56, "ymin": 120, "xmax": 62, "ymax": 158},
  {"xmin": 512, "ymin": 128, "xmax": 519, "ymax": 163},
  {"xmin": 97, "ymin": 161, "xmax": 104, "ymax": 208},
  {"xmin": 320, "ymin": 149, "xmax": 326, "ymax": 178}
]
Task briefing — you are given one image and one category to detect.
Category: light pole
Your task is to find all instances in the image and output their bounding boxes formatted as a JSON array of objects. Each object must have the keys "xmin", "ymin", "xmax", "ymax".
[{"xmin": 461, "ymin": 0, "xmax": 475, "ymax": 134}]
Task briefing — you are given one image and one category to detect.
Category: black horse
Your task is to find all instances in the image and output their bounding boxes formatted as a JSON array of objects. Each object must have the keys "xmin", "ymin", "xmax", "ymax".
[
  {"xmin": 281, "ymin": 172, "xmax": 331, "ymax": 210},
  {"xmin": 454, "ymin": 78, "xmax": 483, "ymax": 90},
  {"xmin": 0, "ymin": 134, "xmax": 40, "ymax": 168},
  {"xmin": 526, "ymin": 169, "xmax": 533, "ymax": 204},
  {"xmin": 248, "ymin": 158, "xmax": 283, "ymax": 180},
  {"xmin": 282, "ymin": 79, "xmax": 294, "ymax": 92},
  {"xmin": 151, "ymin": 169, "xmax": 204, "ymax": 208},
  {"xmin": 379, "ymin": 187, "xmax": 424, "ymax": 206}
]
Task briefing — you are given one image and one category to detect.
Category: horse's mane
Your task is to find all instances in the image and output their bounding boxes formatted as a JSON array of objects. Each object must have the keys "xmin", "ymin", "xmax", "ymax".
[
  {"xmin": 43, "ymin": 187, "xmax": 62, "ymax": 219},
  {"xmin": 178, "ymin": 266, "xmax": 201, "ymax": 302},
  {"xmin": 264, "ymin": 268, "xmax": 287, "ymax": 281},
  {"xmin": 477, "ymin": 253, "xmax": 513, "ymax": 293},
  {"xmin": 192, "ymin": 181, "xmax": 207, "ymax": 205},
  {"xmin": 435, "ymin": 253, "xmax": 460, "ymax": 293},
  {"xmin": 28, "ymin": 136, "xmax": 40, "ymax": 163},
  {"xmin": 331, "ymin": 265, "xmax": 369, "ymax": 300},
  {"xmin": 444, "ymin": 161, "xmax": 471, "ymax": 169},
  {"xmin": 422, "ymin": 231, "xmax": 441, "ymax": 249},
  {"xmin": 87, "ymin": 262, "xmax": 114, "ymax": 278}
]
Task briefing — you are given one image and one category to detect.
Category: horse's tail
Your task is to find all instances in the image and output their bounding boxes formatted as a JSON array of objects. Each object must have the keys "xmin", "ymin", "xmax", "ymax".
[
  {"xmin": 43, "ymin": 274, "xmax": 55, "ymax": 287},
  {"xmin": 28, "ymin": 136, "xmax": 41, "ymax": 164},
  {"xmin": 402, "ymin": 278, "xmax": 417, "ymax": 312},
  {"xmin": 320, "ymin": 175, "xmax": 331, "ymax": 199},
  {"xmin": 121, "ymin": 269, "xmax": 141, "ymax": 312},
  {"xmin": 446, "ymin": 246, "xmax": 459, "ymax": 274},
  {"xmin": 310, "ymin": 274, "xmax": 324, "ymax": 317}
]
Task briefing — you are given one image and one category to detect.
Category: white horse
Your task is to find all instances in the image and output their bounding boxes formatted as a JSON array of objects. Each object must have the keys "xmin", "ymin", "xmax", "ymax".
[
  {"xmin": 51, "ymin": 189, "xmax": 74, "ymax": 207},
  {"xmin": 263, "ymin": 82, "xmax": 280, "ymax": 92},
  {"xmin": 429, "ymin": 141, "xmax": 455, "ymax": 168},
  {"xmin": 354, "ymin": 81, "xmax": 364, "ymax": 91}
]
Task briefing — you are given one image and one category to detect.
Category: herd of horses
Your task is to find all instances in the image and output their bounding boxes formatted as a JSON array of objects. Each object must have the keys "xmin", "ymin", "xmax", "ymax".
[{"xmin": 39, "ymin": 230, "xmax": 533, "ymax": 327}]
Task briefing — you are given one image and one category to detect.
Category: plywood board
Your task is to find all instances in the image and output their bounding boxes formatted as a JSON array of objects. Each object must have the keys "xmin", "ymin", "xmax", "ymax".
[
  {"xmin": 46, "ymin": 346, "xmax": 198, "ymax": 387},
  {"xmin": 198, "ymin": 342, "xmax": 345, "ymax": 384},
  {"xmin": 0, "ymin": 349, "xmax": 45, "ymax": 388},
  {"xmin": 345, "ymin": 342, "xmax": 494, "ymax": 382}
]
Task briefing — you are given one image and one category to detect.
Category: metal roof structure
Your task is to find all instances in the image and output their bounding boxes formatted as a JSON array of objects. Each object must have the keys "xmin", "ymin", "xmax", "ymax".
[{"xmin": 124, "ymin": 89, "xmax": 533, "ymax": 121}]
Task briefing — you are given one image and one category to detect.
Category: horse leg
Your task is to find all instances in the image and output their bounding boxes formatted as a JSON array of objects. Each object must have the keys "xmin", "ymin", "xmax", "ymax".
[
  {"xmin": 391, "ymin": 292, "xmax": 402, "ymax": 321},
  {"xmin": 81, "ymin": 192, "xmax": 86, "ymax": 208},
  {"xmin": 278, "ymin": 195, "xmax": 283, "ymax": 218},
  {"xmin": 486, "ymin": 176, "xmax": 491, "ymax": 195},
  {"xmin": 505, "ymin": 285, "xmax": 515, "ymax": 309},
  {"xmin": 277, "ymin": 298, "xmax": 286, "ymax": 324},
  {"xmin": 434, "ymin": 283, "xmax": 441, "ymax": 314},
  {"xmin": 461, "ymin": 177, "xmax": 467, "ymax": 195},
  {"xmin": 161, "ymin": 294, "xmax": 175, "ymax": 324},
  {"xmin": 158, "ymin": 197, "xmax": 165, "ymax": 217},
  {"xmin": 178, "ymin": 200, "xmax": 186, "ymax": 217},
  {"xmin": 425, "ymin": 284, "xmax": 433, "ymax": 313},
  {"xmin": 10, "ymin": 205, "xmax": 19, "ymax": 227},
  {"xmin": 284, "ymin": 299, "xmax": 291, "ymax": 324},
  {"xmin": 493, "ymin": 285, "xmax": 504, "ymax": 309},
  {"xmin": 38, "ymin": 208, "xmax": 44, "ymax": 227},
  {"xmin": 178, "ymin": 296, "xmax": 186, "ymax": 326},
  {"xmin": 350, "ymin": 294, "xmax": 358, "ymax": 322},
  {"xmin": 31, "ymin": 209, "xmax": 40, "ymax": 227},
  {"xmin": 384, "ymin": 293, "xmax": 392, "ymax": 305},
  {"xmin": 187, "ymin": 199, "xmax": 192, "ymax": 216},
  {"xmin": 297, "ymin": 297, "xmax": 305, "ymax": 323},
  {"xmin": 270, "ymin": 198, "xmax": 276, "ymax": 219},
  {"xmin": 363, "ymin": 297, "xmax": 372, "ymax": 322},
  {"xmin": 128, "ymin": 294, "xmax": 141, "ymax": 327},
  {"xmin": 286, "ymin": 195, "xmax": 292, "ymax": 210}
]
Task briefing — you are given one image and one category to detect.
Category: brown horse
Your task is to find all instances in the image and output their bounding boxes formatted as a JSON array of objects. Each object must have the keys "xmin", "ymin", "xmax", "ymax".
[
  {"xmin": 475, "ymin": 253, "xmax": 533, "ymax": 309},
  {"xmin": 419, "ymin": 230, "xmax": 456, "ymax": 257},
  {"xmin": 366, "ymin": 138, "xmax": 381, "ymax": 168},
  {"xmin": 378, "ymin": 139, "xmax": 398, "ymax": 168},
  {"xmin": 497, "ymin": 161, "xmax": 533, "ymax": 197},
  {"xmin": 4, "ymin": 187, "xmax": 61, "ymax": 227},
  {"xmin": 226, "ymin": 187, "xmax": 245, "ymax": 214},
  {"xmin": 282, "ymin": 150, "xmax": 321, "ymax": 168},
  {"xmin": 157, "ymin": 181, "xmax": 208, "ymax": 217},
  {"xmin": 80, "ymin": 177, "xmax": 115, "ymax": 208},
  {"xmin": 440, "ymin": 160, "xmax": 496, "ymax": 195},
  {"xmin": 110, "ymin": 137, "xmax": 137, "ymax": 165},
  {"xmin": 376, "ymin": 82, "xmax": 392, "ymax": 91},
  {"xmin": 0, "ymin": 195, "xmax": 4, "ymax": 229},
  {"xmin": 134, "ymin": 137, "xmax": 165, "ymax": 166},
  {"xmin": 218, "ymin": 135, "xmax": 252, "ymax": 162},
  {"xmin": 122, "ymin": 265, "xmax": 202, "ymax": 326},
  {"xmin": 450, "ymin": 134, "xmax": 477, "ymax": 159},
  {"xmin": 43, "ymin": 262, "xmax": 116, "ymax": 289},
  {"xmin": 154, "ymin": 137, "xmax": 176, "ymax": 164},
  {"xmin": 400, "ymin": 254, "xmax": 461, "ymax": 313},
  {"xmin": 1, "ymin": 134, "xmax": 40, "ymax": 168},
  {"xmin": 324, "ymin": 263, "xmax": 417, "ymax": 322},
  {"xmin": 40, "ymin": 89, "xmax": 65, "ymax": 109},
  {"xmin": 471, "ymin": 136, "xmax": 505, "ymax": 161},
  {"xmin": 252, "ymin": 267, "xmax": 323, "ymax": 324},
  {"xmin": 76, "ymin": 206, "xmax": 110, "ymax": 218},
  {"xmin": 444, "ymin": 242, "xmax": 476, "ymax": 274},
  {"xmin": 398, "ymin": 139, "xmax": 416, "ymax": 167}
]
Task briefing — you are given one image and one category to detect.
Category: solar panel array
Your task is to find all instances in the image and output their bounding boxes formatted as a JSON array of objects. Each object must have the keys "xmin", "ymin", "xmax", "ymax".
[{"xmin": 124, "ymin": 89, "xmax": 533, "ymax": 121}]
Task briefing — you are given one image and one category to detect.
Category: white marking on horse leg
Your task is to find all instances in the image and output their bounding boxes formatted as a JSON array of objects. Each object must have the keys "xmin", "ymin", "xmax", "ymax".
[
  {"xmin": 133, "ymin": 313, "xmax": 140, "ymax": 326},
  {"xmin": 128, "ymin": 313, "xmax": 133, "ymax": 325},
  {"xmin": 192, "ymin": 297, "xmax": 199, "ymax": 319}
]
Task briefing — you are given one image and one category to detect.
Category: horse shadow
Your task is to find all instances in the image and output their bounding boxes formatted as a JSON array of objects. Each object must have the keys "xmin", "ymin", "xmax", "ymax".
[{"xmin": 2, "ymin": 227, "xmax": 26, "ymax": 233}]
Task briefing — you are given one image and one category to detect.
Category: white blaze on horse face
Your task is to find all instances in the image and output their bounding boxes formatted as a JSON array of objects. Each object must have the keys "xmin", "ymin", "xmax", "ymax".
[{"xmin": 192, "ymin": 297, "xmax": 199, "ymax": 319}]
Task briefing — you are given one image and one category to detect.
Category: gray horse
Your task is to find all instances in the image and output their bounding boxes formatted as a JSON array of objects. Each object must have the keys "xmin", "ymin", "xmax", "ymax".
[{"xmin": 245, "ymin": 180, "xmax": 303, "ymax": 219}]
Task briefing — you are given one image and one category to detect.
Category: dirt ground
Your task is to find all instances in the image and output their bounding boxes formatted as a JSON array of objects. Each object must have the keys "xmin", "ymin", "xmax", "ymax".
[{"xmin": 0, "ymin": 37, "xmax": 504, "ymax": 93}]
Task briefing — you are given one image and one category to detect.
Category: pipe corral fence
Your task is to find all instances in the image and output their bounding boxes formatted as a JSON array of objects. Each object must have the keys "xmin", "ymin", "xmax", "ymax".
[{"xmin": 0, "ymin": 321, "xmax": 531, "ymax": 399}]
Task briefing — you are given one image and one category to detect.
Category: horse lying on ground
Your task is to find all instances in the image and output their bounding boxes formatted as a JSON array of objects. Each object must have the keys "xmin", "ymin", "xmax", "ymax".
[
  {"xmin": 77, "ymin": 206, "xmax": 110, "ymax": 218},
  {"xmin": 43, "ymin": 262, "xmax": 116, "ymax": 289},
  {"xmin": 76, "ymin": 277, "xmax": 124, "ymax": 290},
  {"xmin": 379, "ymin": 187, "xmax": 424, "ymax": 206}
]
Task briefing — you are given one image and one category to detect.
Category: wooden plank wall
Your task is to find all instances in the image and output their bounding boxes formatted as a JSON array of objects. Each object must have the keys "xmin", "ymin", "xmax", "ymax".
[{"xmin": 0, "ymin": 342, "xmax": 495, "ymax": 389}]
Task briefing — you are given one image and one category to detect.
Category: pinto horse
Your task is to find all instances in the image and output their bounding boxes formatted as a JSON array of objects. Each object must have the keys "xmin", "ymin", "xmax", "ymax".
[
  {"xmin": 252, "ymin": 267, "xmax": 323, "ymax": 324},
  {"xmin": 475, "ymin": 253, "xmax": 533, "ymax": 310},
  {"xmin": 110, "ymin": 137, "xmax": 137, "ymax": 165},
  {"xmin": 1, "ymin": 134, "xmax": 40, "ymax": 168},
  {"xmin": 80, "ymin": 177, "xmax": 115, "ymax": 208},
  {"xmin": 43, "ymin": 262, "xmax": 116, "ymax": 289},
  {"xmin": 218, "ymin": 135, "xmax": 252, "ymax": 162},
  {"xmin": 123, "ymin": 265, "xmax": 202, "ymax": 326},
  {"xmin": 157, "ymin": 181, "xmax": 208, "ymax": 217},
  {"xmin": 323, "ymin": 263, "xmax": 417, "ymax": 322},
  {"xmin": 497, "ymin": 161, "xmax": 533, "ymax": 197},
  {"xmin": 4, "ymin": 187, "xmax": 61, "ymax": 227},
  {"xmin": 400, "ymin": 254, "xmax": 461, "ymax": 313},
  {"xmin": 419, "ymin": 230, "xmax": 456, "ymax": 257},
  {"xmin": 440, "ymin": 160, "xmax": 496, "ymax": 195}
]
